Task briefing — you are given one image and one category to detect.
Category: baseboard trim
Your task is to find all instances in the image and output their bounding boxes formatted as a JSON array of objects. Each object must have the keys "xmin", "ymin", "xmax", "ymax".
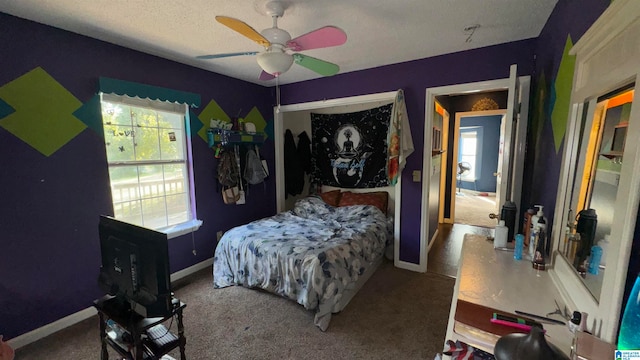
[
  {"xmin": 8, "ymin": 257, "xmax": 214, "ymax": 350},
  {"xmin": 7, "ymin": 307, "xmax": 98, "ymax": 350},
  {"xmin": 395, "ymin": 259, "xmax": 425, "ymax": 273},
  {"xmin": 170, "ymin": 257, "xmax": 213, "ymax": 283}
]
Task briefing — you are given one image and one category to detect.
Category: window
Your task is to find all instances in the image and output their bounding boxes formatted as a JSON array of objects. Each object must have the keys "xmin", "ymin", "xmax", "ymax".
[
  {"xmin": 100, "ymin": 93, "xmax": 200, "ymax": 237},
  {"xmin": 459, "ymin": 130, "xmax": 478, "ymax": 181}
]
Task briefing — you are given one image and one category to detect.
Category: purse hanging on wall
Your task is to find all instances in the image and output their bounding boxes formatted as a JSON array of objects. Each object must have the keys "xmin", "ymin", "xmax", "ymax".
[{"xmin": 222, "ymin": 186, "xmax": 240, "ymax": 204}]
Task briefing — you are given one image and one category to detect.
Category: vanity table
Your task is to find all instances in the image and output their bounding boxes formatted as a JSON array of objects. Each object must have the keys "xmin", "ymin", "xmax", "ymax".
[{"xmin": 444, "ymin": 235, "xmax": 573, "ymax": 357}]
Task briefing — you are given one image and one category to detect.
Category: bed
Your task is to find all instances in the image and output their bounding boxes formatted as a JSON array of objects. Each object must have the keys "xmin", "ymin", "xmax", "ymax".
[{"xmin": 213, "ymin": 195, "xmax": 393, "ymax": 331}]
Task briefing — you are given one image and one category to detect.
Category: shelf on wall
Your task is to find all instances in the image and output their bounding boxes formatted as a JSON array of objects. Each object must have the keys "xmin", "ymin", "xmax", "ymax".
[{"xmin": 207, "ymin": 128, "xmax": 266, "ymax": 148}]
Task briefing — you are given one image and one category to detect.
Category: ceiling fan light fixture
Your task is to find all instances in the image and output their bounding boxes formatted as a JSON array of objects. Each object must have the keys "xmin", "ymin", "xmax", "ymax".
[{"xmin": 257, "ymin": 51, "xmax": 293, "ymax": 76}]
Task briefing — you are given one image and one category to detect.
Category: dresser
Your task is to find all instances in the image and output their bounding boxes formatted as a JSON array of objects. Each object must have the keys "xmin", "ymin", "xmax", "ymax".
[{"xmin": 443, "ymin": 234, "xmax": 574, "ymax": 357}]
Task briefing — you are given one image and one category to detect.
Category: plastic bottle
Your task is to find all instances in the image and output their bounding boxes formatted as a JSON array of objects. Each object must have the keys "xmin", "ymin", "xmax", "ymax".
[
  {"xmin": 598, "ymin": 234, "xmax": 610, "ymax": 266},
  {"xmin": 106, "ymin": 319, "xmax": 125, "ymax": 342},
  {"xmin": 494, "ymin": 220, "xmax": 508, "ymax": 248},
  {"xmin": 500, "ymin": 201, "xmax": 517, "ymax": 242},
  {"xmin": 533, "ymin": 216, "xmax": 547, "ymax": 269},
  {"xmin": 588, "ymin": 245, "xmax": 603, "ymax": 275},
  {"xmin": 523, "ymin": 207, "xmax": 536, "ymax": 247},
  {"xmin": 514, "ymin": 234, "xmax": 524, "ymax": 260},
  {"xmin": 576, "ymin": 209, "xmax": 598, "ymax": 271}
]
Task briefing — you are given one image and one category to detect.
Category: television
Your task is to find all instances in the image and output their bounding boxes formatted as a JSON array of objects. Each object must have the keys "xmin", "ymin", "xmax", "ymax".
[{"xmin": 98, "ymin": 215, "xmax": 173, "ymax": 318}]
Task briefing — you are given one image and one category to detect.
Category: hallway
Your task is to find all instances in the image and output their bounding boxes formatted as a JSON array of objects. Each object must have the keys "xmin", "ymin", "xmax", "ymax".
[
  {"xmin": 453, "ymin": 189, "xmax": 497, "ymax": 228},
  {"xmin": 427, "ymin": 223, "xmax": 494, "ymax": 278}
]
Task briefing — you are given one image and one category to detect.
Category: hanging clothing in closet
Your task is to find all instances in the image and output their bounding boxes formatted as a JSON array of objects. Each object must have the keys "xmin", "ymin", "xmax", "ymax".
[
  {"xmin": 297, "ymin": 131, "xmax": 312, "ymax": 175},
  {"xmin": 284, "ymin": 129, "xmax": 304, "ymax": 198}
]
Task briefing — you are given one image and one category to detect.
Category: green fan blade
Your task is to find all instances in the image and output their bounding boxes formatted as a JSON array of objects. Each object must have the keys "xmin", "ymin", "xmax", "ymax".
[{"xmin": 293, "ymin": 54, "xmax": 339, "ymax": 76}]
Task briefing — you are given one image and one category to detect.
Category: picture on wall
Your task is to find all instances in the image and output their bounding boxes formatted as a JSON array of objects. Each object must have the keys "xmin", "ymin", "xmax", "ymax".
[{"xmin": 311, "ymin": 103, "xmax": 392, "ymax": 188}]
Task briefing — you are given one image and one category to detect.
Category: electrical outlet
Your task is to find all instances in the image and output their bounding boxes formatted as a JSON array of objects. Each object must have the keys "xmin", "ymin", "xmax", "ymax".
[
  {"xmin": 412, "ymin": 170, "xmax": 421, "ymax": 182},
  {"xmin": 216, "ymin": 231, "xmax": 224, "ymax": 241}
]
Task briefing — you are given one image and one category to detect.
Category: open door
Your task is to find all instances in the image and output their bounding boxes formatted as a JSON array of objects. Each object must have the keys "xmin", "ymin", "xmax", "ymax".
[
  {"xmin": 495, "ymin": 64, "xmax": 519, "ymax": 210},
  {"xmin": 438, "ymin": 103, "xmax": 450, "ymax": 224},
  {"xmin": 495, "ymin": 114, "xmax": 506, "ymax": 214}
]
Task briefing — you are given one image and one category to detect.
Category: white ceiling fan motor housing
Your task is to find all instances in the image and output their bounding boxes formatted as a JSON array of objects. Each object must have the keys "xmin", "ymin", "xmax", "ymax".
[
  {"xmin": 256, "ymin": 44, "xmax": 293, "ymax": 75},
  {"xmin": 260, "ymin": 27, "xmax": 291, "ymax": 45}
]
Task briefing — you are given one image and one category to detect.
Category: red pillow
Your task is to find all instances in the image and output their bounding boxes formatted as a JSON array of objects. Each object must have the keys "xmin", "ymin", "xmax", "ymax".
[
  {"xmin": 338, "ymin": 191, "xmax": 388, "ymax": 215},
  {"xmin": 319, "ymin": 190, "xmax": 341, "ymax": 207}
]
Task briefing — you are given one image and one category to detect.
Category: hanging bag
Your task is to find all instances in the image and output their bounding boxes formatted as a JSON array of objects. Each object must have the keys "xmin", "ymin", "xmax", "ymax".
[
  {"xmin": 244, "ymin": 146, "xmax": 268, "ymax": 185},
  {"xmin": 217, "ymin": 150, "xmax": 240, "ymax": 204}
]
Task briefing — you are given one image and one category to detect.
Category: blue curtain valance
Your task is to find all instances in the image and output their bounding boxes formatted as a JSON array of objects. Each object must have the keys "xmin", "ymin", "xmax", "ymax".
[{"xmin": 98, "ymin": 77, "xmax": 201, "ymax": 108}]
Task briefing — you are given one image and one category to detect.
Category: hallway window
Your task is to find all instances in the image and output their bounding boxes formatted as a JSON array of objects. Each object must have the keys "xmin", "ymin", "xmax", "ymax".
[{"xmin": 459, "ymin": 131, "xmax": 477, "ymax": 181}]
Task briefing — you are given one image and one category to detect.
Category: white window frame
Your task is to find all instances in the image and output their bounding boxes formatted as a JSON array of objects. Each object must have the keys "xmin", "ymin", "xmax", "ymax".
[{"xmin": 100, "ymin": 93, "xmax": 201, "ymax": 238}]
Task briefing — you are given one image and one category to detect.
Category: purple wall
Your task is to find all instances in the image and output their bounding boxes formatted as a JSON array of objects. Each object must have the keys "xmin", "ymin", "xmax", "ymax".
[
  {"xmin": 0, "ymin": 0, "xmax": 612, "ymax": 341},
  {"xmin": 0, "ymin": 13, "xmax": 274, "ymax": 339},
  {"xmin": 521, "ymin": 0, "xmax": 609, "ymax": 235},
  {"xmin": 280, "ymin": 40, "xmax": 537, "ymax": 263}
]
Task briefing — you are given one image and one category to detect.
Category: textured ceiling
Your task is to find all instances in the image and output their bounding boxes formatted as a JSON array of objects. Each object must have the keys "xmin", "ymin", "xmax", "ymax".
[{"xmin": 0, "ymin": 0, "xmax": 558, "ymax": 86}]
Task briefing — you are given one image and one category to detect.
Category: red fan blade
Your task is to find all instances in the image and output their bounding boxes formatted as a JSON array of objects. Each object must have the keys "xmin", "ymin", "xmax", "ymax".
[
  {"xmin": 287, "ymin": 26, "xmax": 347, "ymax": 51},
  {"xmin": 259, "ymin": 71, "xmax": 276, "ymax": 81}
]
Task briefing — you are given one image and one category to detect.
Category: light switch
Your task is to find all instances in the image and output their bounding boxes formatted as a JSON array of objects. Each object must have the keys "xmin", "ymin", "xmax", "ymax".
[{"xmin": 412, "ymin": 170, "xmax": 421, "ymax": 182}]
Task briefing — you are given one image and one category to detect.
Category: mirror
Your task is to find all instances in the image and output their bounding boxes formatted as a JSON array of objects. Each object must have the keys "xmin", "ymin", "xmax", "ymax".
[{"xmin": 560, "ymin": 88, "xmax": 634, "ymax": 302}]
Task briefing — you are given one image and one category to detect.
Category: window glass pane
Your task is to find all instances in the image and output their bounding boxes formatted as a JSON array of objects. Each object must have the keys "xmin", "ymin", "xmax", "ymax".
[
  {"xmin": 166, "ymin": 194, "xmax": 189, "ymax": 226},
  {"xmin": 163, "ymin": 164, "xmax": 186, "ymax": 195},
  {"xmin": 109, "ymin": 167, "xmax": 141, "ymax": 202},
  {"xmin": 460, "ymin": 155, "xmax": 476, "ymax": 180},
  {"xmin": 104, "ymin": 124, "xmax": 136, "ymax": 162},
  {"xmin": 141, "ymin": 197, "xmax": 168, "ymax": 229},
  {"xmin": 138, "ymin": 165, "xmax": 166, "ymax": 199},
  {"xmin": 114, "ymin": 200, "xmax": 142, "ymax": 225},
  {"xmin": 159, "ymin": 111, "xmax": 184, "ymax": 130},
  {"xmin": 102, "ymin": 102, "xmax": 132, "ymax": 126},
  {"xmin": 159, "ymin": 128, "xmax": 185, "ymax": 161},
  {"xmin": 134, "ymin": 126, "xmax": 161, "ymax": 161},
  {"xmin": 131, "ymin": 106, "xmax": 159, "ymax": 128}
]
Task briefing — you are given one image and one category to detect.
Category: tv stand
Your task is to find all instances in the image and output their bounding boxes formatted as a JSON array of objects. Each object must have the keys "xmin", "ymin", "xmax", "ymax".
[{"xmin": 93, "ymin": 295, "xmax": 187, "ymax": 360}]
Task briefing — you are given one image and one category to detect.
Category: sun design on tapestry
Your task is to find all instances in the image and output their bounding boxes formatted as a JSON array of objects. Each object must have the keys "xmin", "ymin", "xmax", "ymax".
[{"xmin": 471, "ymin": 98, "xmax": 500, "ymax": 111}]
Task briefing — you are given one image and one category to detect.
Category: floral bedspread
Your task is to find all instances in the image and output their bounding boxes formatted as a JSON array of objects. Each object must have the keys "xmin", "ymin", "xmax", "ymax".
[{"xmin": 213, "ymin": 196, "xmax": 392, "ymax": 330}]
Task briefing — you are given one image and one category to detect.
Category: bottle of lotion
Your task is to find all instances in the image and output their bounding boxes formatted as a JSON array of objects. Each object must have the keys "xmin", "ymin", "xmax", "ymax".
[
  {"xmin": 533, "ymin": 215, "xmax": 547, "ymax": 269},
  {"xmin": 494, "ymin": 220, "xmax": 508, "ymax": 248}
]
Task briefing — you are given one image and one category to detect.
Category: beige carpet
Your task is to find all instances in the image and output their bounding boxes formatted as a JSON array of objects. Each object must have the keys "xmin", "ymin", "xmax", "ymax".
[
  {"xmin": 454, "ymin": 189, "xmax": 497, "ymax": 228},
  {"xmin": 15, "ymin": 261, "xmax": 455, "ymax": 360}
]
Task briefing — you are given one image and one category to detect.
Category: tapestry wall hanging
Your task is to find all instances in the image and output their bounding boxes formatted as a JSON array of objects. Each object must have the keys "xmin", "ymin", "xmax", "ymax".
[{"xmin": 311, "ymin": 103, "xmax": 393, "ymax": 188}]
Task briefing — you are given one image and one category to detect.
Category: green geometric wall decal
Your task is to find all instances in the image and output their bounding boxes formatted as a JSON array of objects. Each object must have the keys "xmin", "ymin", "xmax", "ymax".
[
  {"xmin": 74, "ymin": 94, "xmax": 103, "ymax": 137},
  {"xmin": 551, "ymin": 35, "xmax": 576, "ymax": 153},
  {"xmin": 244, "ymin": 106, "xmax": 267, "ymax": 139},
  {"xmin": 197, "ymin": 100, "xmax": 230, "ymax": 142},
  {"xmin": 0, "ymin": 98, "xmax": 15, "ymax": 119},
  {"xmin": 189, "ymin": 108, "xmax": 203, "ymax": 138},
  {"xmin": 0, "ymin": 67, "xmax": 86, "ymax": 156}
]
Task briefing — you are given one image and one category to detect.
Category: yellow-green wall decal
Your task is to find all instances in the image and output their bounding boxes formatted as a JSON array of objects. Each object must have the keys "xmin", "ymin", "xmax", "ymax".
[
  {"xmin": 0, "ymin": 67, "xmax": 86, "ymax": 156},
  {"xmin": 550, "ymin": 35, "xmax": 576, "ymax": 153}
]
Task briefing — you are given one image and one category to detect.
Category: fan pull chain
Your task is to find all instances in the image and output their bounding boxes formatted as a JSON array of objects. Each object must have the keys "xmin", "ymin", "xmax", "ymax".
[{"xmin": 275, "ymin": 75, "xmax": 281, "ymax": 113}]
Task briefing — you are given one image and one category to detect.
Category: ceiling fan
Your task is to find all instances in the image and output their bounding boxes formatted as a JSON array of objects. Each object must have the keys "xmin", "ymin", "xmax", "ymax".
[{"xmin": 198, "ymin": 1, "xmax": 347, "ymax": 81}]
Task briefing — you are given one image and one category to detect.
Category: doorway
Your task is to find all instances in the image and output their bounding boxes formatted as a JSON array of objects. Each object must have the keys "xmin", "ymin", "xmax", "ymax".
[
  {"xmin": 422, "ymin": 65, "xmax": 531, "ymax": 272},
  {"xmin": 451, "ymin": 110, "xmax": 504, "ymax": 228}
]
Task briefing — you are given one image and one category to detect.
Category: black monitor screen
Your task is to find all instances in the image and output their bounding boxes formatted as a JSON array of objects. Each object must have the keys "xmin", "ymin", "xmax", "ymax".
[{"xmin": 98, "ymin": 215, "xmax": 172, "ymax": 318}]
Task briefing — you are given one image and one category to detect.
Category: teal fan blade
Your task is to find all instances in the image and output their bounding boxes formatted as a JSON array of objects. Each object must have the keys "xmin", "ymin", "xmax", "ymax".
[{"xmin": 197, "ymin": 51, "xmax": 258, "ymax": 59}]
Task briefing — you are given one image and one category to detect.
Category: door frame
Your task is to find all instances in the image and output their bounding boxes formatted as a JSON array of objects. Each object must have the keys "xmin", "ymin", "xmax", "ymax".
[
  {"xmin": 450, "ymin": 109, "xmax": 506, "ymax": 221},
  {"xmin": 273, "ymin": 91, "xmax": 409, "ymax": 269},
  {"xmin": 422, "ymin": 74, "xmax": 530, "ymax": 264}
]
